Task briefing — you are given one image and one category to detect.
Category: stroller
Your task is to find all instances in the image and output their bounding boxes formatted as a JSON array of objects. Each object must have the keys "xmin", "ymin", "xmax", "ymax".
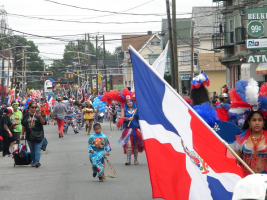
[{"xmin": 98, "ymin": 113, "xmax": 104, "ymax": 123}]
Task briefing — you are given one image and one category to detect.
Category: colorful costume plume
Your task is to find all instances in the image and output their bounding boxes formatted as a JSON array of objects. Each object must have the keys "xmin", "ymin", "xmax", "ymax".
[{"xmin": 191, "ymin": 72, "xmax": 210, "ymax": 89}]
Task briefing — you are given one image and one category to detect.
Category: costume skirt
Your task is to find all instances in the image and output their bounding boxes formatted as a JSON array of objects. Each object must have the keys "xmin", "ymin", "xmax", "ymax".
[
  {"xmin": 90, "ymin": 150, "xmax": 105, "ymax": 177},
  {"xmin": 118, "ymin": 128, "xmax": 144, "ymax": 154}
]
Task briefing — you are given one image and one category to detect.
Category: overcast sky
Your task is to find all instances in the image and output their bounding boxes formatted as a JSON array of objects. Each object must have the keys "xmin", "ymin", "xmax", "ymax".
[{"xmin": 1, "ymin": 0, "xmax": 212, "ymax": 64}]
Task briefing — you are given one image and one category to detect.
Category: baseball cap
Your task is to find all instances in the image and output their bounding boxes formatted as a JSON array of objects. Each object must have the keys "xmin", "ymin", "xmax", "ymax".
[
  {"xmin": 57, "ymin": 97, "xmax": 62, "ymax": 101},
  {"xmin": 222, "ymin": 93, "xmax": 228, "ymax": 98},
  {"xmin": 232, "ymin": 174, "xmax": 267, "ymax": 200}
]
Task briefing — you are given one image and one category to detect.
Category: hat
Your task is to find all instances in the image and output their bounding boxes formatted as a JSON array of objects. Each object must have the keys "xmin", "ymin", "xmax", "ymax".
[
  {"xmin": 232, "ymin": 174, "xmax": 267, "ymax": 200},
  {"xmin": 7, "ymin": 108, "xmax": 12, "ymax": 114},
  {"xmin": 57, "ymin": 97, "xmax": 62, "ymax": 101},
  {"xmin": 222, "ymin": 93, "xmax": 228, "ymax": 98}
]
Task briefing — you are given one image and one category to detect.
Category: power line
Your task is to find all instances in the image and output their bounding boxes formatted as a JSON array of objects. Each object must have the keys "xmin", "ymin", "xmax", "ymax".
[
  {"xmin": 7, "ymin": 13, "xmax": 162, "ymax": 24},
  {"xmin": 42, "ymin": 0, "xmax": 166, "ymax": 16}
]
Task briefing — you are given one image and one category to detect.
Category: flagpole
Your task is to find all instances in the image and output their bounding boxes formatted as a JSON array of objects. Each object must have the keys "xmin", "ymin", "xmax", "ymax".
[
  {"xmin": 128, "ymin": 45, "xmax": 255, "ymax": 175},
  {"xmin": 223, "ymin": 140, "xmax": 254, "ymax": 174}
]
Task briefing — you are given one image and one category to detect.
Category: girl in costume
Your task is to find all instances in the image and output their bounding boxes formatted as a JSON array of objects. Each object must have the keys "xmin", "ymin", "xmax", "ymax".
[
  {"xmin": 117, "ymin": 88, "xmax": 144, "ymax": 165},
  {"xmin": 83, "ymin": 101, "xmax": 95, "ymax": 135},
  {"xmin": 229, "ymin": 79, "xmax": 267, "ymax": 176}
]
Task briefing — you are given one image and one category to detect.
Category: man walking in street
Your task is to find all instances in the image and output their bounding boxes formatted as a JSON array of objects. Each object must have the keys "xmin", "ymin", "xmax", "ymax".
[{"xmin": 52, "ymin": 97, "xmax": 67, "ymax": 138}]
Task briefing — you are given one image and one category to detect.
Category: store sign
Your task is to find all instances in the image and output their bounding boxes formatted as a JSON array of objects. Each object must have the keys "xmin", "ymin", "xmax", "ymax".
[
  {"xmin": 246, "ymin": 8, "xmax": 267, "ymax": 20},
  {"xmin": 247, "ymin": 38, "xmax": 267, "ymax": 50},
  {"xmin": 247, "ymin": 21, "xmax": 264, "ymax": 37},
  {"xmin": 256, "ymin": 63, "xmax": 267, "ymax": 75},
  {"xmin": 247, "ymin": 54, "xmax": 267, "ymax": 63}
]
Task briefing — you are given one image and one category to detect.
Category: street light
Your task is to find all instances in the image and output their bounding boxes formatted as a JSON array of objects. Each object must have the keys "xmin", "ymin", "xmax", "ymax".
[
  {"xmin": 16, "ymin": 57, "xmax": 30, "ymax": 62},
  {"xmin": 4, "ymin": 46, "xmax": 31, "ymax": 51},
  {"xmin": 16, "ymin": 52, "xmax": 38, "ymax": 56},
  {"xmin": 65, "ymin": 51, "xmax": 95, "ymax": 57}
]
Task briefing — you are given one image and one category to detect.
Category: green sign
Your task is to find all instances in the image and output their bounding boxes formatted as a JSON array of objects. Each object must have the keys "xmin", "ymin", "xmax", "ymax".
[
  {"xmin": 246, "ymin": 8, "xmax": 267, "ymax": 20},
  {"xmin": 247, "ymin": 54, "xmax": 267, "ymax": 63},
  {"xmin": 247, "ymin": 21, "xmax": 264, "ymax": 37}
]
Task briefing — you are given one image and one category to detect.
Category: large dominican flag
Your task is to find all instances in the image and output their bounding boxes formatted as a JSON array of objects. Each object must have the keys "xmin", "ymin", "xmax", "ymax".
[{"xmin": 129, "ymin": 45, "xmax": 244, "ymax": 200}]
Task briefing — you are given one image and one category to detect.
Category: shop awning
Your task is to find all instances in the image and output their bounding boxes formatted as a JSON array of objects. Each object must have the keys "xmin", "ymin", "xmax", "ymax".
[{"xmin": 256, "ymin": 63, "xmax": 267, "ymax": 74}]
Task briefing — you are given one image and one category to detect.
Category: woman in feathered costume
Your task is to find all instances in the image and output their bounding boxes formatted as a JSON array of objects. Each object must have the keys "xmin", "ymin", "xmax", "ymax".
[
  {"xmin": 229, "ymin": 79, "xmax": 267, "ymax": 176},
  {"xmin": 117, "ymin": 88, "xmax": 144, "ymax": 165},
  {"xmin": 190, "ymin": 72, "xmax": 218, "ymax": 128}
]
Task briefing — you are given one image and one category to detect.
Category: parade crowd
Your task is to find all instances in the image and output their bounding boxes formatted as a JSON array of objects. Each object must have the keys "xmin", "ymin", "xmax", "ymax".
[
  {"xmin": 1, "ymin": 73, "xmax": 267, "ymax": 198},
  {"xmin": 0, "ymin": 87, "xmax": 143, "ymax": 182}
]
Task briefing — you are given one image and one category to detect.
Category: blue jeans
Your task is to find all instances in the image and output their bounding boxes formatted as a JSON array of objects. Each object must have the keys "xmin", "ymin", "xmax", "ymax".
[{"xmin": 27, "ymin": 140, "xmax": 43, "ymax": 164}]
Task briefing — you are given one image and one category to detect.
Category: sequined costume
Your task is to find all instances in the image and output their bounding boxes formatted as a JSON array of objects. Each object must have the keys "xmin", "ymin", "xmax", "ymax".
[
  {"xmin": 63, "ymin": 102, "xmax": 79, "ymax": 134},
  {"xmin": 235, "ymin": 129, "xmax": 267, "ymax": 176},
  {"xmin": 88, "ymin": 132, "xmax": 111, "ymax": 177},
  {"xmin": 74, "ymin": 107, "xmax": 83, "ymax": 130},
  {"xmin": 119, "ymin": 100, "xmax": 144, "ymax": 155}
]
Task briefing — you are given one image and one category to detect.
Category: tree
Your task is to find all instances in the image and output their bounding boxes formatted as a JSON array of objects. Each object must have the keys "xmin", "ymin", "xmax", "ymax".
[
  {"xmin": 114, "ymin": 46, "xmax": 124, "ymax": 59},
  {"xmin": 0, "ymin": 34, "xmax": 45, "ymax": 90}
]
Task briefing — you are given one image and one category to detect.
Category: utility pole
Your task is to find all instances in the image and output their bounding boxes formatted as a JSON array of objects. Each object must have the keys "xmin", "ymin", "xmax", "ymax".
[
  {"xmin": 190, "ymin": 21, "xmax": 195, "ymax": 83},
  {"xmin": 172, "ymin": 0, "xmax": 179, "ymax": 92},
  {"xmin": 166, "ymin": 0, "xmax": 175, "ymax": 88},
  {"xmin": 77, "ymin": 40, "xmax": 81, "ymax": 87},
  {"xmin": 22, "ymin": 49, "xmax": 25, "ymax": 96},
  {"xmin": 24, "ymin": 55, "xmax": 27, "ymax": 95},
  {"xmin": 96, "ymin": 36, "xmax": 98, "ymax": 94},
  {"xmin": 88, "ymin": 33, "xmax": 93, "ymax": 93},
  {"xmin": 1, "ymin": 55, "xmax": 4, "ymax": 103},
  {"xmin": 103, "ymin": 35, "xmax": 107, "ymax": 91}
]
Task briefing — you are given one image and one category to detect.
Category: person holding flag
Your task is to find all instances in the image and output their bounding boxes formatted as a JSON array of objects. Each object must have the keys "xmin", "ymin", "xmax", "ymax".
[{"xmin": 117, "ymin": 89, "xmax": 144, "ymax": 165}]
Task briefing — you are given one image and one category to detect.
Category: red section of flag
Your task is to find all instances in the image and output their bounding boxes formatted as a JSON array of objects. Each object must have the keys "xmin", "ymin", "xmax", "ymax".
[
  {"xmin": 189, "ymin": 109, "xmax": 244, "ymax": 177},
  {"xmin": 144, "ymin": 138, "xmax": 191, "ymax": 200}
]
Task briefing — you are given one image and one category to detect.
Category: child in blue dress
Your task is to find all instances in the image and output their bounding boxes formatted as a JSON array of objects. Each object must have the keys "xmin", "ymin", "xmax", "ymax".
[{"xmin": 88, "ymin": 123, "xmax": 111, "ymax": 182}]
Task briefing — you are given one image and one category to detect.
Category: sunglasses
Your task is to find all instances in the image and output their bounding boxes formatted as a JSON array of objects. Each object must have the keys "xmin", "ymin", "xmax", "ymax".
[{"xmin": 31, "ymin": 107, "xmax": 37, "ymax": 109}]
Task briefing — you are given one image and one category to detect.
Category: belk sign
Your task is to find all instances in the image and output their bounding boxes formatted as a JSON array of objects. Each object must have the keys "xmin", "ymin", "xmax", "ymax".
[
  {"xmin": 246, "ymin": 8, "xmax": 267, "ymax": 20},
  {"xmin": 247, "ymin": 54, "xmax": 267, "ymax": 63}
]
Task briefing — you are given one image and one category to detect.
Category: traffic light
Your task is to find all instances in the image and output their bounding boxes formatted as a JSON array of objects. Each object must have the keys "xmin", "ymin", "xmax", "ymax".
[
  {"xmin": 58, "ymin": 78, "xmax": 61, "ymax": 81},
  {"xmin": 74, "ymin": 71, "xmax": 80, "ymax": 74},
  {"xmin": 44, "ymin": 72, "xmax": 53, "ymax": 76}
]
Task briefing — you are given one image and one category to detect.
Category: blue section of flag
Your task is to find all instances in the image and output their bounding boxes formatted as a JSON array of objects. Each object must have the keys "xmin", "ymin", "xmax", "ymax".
[
  {"xmin": 48, "ymin": 94, "xmax": 53, "ymax": 102},
  {"xmin": 207, "ymin": 176, "xmax": 233, "ymax": 200},
  {"xmin": 129, "ymin": 49, "xmax": 179, "ymax": 135}
]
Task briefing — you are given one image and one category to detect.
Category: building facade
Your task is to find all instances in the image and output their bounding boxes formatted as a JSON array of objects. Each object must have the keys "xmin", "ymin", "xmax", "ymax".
[
  {"xmin": 122, "ymin": 32, "xmax": 162, "ymax": 89},
  {"xmin": 213, "ymin": 0, "xmax": 267, "ymax": 89}
]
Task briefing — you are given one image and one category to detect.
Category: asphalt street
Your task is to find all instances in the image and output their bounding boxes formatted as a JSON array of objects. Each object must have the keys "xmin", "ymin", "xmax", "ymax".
[{"xmin": 0, "ymin": 121, "xmax": 159, "ymax": 200}]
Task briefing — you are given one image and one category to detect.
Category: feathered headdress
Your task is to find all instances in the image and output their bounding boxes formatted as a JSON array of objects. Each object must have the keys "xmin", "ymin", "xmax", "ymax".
[
  {"xmin": 100, "ymin": 90, "xmax": 119, "ymax": 105},
  {"xmin": 115, "ymin": 88, "xmax": 135, "ymax": 107},
  {"xmin": 229, "ymin": 78, "xmax": 266, "ymax": 117},
  {"xmin": 191, "ymin": 72, "xmax": 210, "ymax": 89},
  {"xmin": 229, "ymin": 79, "xmax": 258, "ymax": 114}
]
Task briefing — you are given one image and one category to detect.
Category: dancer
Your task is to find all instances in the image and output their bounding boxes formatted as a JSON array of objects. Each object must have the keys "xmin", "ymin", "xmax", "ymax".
[
  {"xmin": 230, "ymin": 79, "xmax": 267, "ymax": 176},
  {"xmin": 88, "ymin": 123, "xmax": 111, "ymax": 182},
  {"xmin": 83, "ymin": 102, "xmax": 95, "ymax": 135},
  {"xmin": 118, "ymin": 97, "xmax": 144, "ymax": 165},
  {"xmin": 63, "ymin": 100, "xmax": 79, "ymax": 134}
]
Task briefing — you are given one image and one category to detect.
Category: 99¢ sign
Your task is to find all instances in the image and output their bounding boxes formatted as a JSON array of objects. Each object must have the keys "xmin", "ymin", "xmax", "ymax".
[{"xmin": 247, "ymin": 21, "xmax": 264, "ymax": 37}]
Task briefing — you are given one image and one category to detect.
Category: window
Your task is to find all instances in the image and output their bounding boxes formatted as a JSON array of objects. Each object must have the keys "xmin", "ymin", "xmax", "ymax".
[
  {"xmin": 180, "ymin": 51, "xmax": 190, "ymax": 65},
  {"xmin": 194, "ymin": 52, "xmax": 198, "ymax": 66},
  {"xmin": 229, "ymin": 19, "xmax": 234, "ymax": 32},
  {"xmin": 151, "ymin": 42, "xmax": 155, "ymax": 46},
  {"xmin": 156, "ymin": 42, "xmax": 160, "ymax": 46}
]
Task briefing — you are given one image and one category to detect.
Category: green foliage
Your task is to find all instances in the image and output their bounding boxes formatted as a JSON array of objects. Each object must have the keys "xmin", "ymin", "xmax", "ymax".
[{"xmin": 0, "ymin": 34, "xmax": 45, "ymax": 90}]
